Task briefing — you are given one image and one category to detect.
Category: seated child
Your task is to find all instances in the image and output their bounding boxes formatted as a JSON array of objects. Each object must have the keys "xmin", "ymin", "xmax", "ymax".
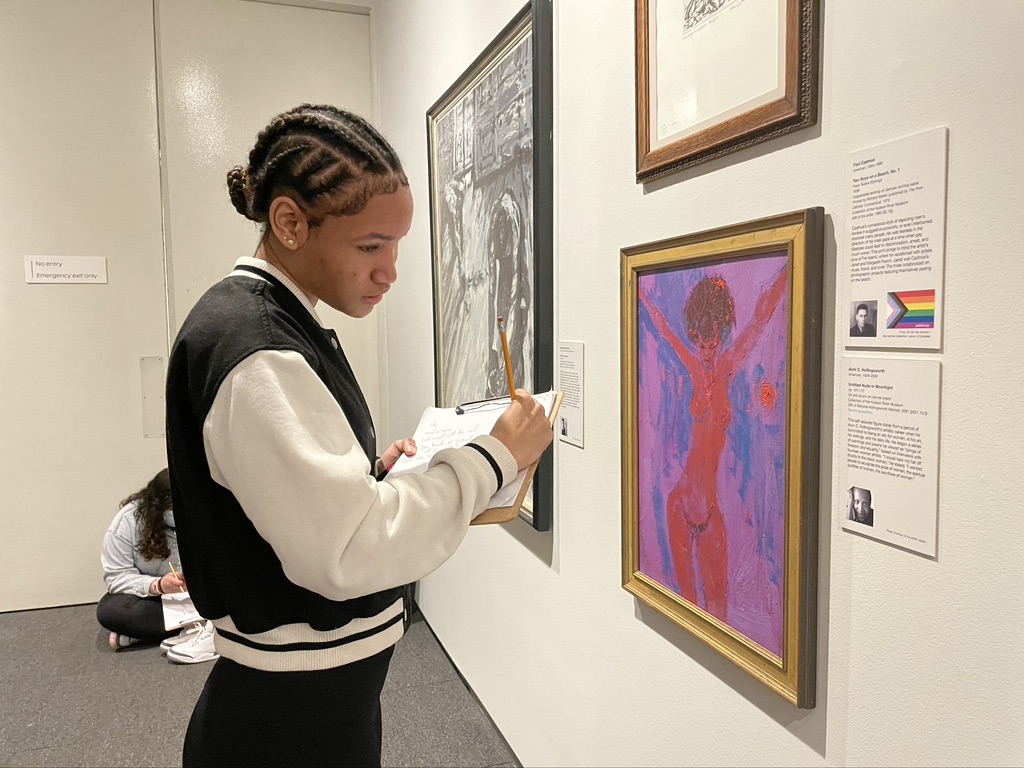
[{"xmin": 96, "ymin": 468, "xmax": 217, "ymax": 663}]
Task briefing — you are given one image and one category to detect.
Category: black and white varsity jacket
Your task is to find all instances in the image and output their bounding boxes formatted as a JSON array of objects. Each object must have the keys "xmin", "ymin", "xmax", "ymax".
[{"xmin": 165, "ymin": 257, "xmax": 516, "ymax": 672}]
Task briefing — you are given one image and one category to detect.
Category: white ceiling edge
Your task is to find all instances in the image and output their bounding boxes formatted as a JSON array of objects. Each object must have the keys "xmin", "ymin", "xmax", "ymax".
[{"xmin": 242, "ymin": 0, "xmax": 373, "ymax": 15}]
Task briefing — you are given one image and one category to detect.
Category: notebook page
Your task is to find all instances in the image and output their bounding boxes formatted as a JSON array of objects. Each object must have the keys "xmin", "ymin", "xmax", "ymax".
[{"xmin": 387, "ymin": 391, "xmax": 556, "ymax": 505}]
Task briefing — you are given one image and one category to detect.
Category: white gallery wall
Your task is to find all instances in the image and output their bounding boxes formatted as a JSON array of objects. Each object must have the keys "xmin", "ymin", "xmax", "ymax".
[
  {"xmin": 155, "ymin": 0, "xmax": 385, "ymax": 427},
  {"xmin": 0, "ymin": 0, "xmax": 378, "ymax": 610},
  {"xmin": 371, "ymin": 1, "xmax": 1024, "ymax": 765},
  {"xmin": 157, "ymin": 0, "xmax": 379, "ymax": 412},
  {"xmin": 0, "ymin": 0, "xmax": 169, "ymax": 611}
]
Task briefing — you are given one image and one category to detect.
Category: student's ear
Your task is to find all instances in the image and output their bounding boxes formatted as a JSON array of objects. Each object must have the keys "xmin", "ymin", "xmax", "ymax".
[{"xmin": 268, "ymin": 196, "xmax": 309, "ymax": 250}]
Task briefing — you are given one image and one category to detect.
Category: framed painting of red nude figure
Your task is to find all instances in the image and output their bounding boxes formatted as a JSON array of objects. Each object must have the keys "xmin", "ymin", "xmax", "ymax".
[
  {"xmin": 635, "ymin": 0, "xmax": 820, "ymax": 182},
  {"xmin": 620, "ymin": 209, "xmax": 823, "ymax": 707}
]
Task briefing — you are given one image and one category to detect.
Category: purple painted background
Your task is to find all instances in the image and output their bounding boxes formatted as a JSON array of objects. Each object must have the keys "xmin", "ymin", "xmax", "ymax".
[{"xmin": 636, "ymin": 251, "xmax": 789, "ymax": 657}]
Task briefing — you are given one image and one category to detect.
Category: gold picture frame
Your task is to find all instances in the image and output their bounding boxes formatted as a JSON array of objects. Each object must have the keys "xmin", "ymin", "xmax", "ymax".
[
  {"xmin": 620, "ymin": 209, "xmax": 823, "ymax": 707},
  {"xmin": 635, "ymin": 0, "xmax": 820, "ymax": 182}
]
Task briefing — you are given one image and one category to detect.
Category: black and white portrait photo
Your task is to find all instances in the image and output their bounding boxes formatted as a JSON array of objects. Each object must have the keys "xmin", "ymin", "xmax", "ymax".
[
  {"xmin": 850, "ymin": 300, "xmax": 877, "ymax": 338},
  {"xmin": 848, "ymin": 486, "xmax": 874, "ymax": 527}
]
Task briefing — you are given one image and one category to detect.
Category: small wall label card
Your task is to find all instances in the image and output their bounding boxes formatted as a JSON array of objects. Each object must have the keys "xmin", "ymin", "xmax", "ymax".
[
  {"xmin": 845, "ymin": 127, "xmax": 947, "ymax": 349},
  {"xmin": 840, "ymin": 357, "xmax": 941, "ymax": 556},
  {"xmin": 24, "ymin": 255, "xmax": 107, "ymax": 284},
  {"xmin": 557, "ymin": 341, "xmax": 584, "ymax": 448}
]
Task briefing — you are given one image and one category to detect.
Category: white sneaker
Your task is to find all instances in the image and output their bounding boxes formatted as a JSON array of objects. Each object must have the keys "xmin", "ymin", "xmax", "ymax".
[
  {"xmin": 160, "ymin": 622, "xmax": 203, "ymax": 653},
  {"xmin": 166, "ymin": 620, "xmax": 219, "ymax": 664}
]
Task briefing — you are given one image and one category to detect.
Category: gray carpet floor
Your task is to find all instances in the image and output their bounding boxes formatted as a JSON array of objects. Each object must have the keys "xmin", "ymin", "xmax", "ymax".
[{"xmin": 0, "ymin": 604, "xmax": 516, "ymax": 767}]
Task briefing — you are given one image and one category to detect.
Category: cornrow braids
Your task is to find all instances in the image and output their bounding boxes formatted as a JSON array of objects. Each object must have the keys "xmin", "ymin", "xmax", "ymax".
[{"xmin": 226, "ymin": 104, "xmax": 408, "ymax": 228}]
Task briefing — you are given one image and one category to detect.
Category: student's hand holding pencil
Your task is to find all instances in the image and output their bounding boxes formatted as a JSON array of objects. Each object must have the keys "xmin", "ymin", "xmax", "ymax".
[
  {"xmin": 164, "ymin": 562, "xmax": 187, "ymax": 593},
  {"xmin": 489, "ymin": 389, "xmax": 553, "ymax": 471}
]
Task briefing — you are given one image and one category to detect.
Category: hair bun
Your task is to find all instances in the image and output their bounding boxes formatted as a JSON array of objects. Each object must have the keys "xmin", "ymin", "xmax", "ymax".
[{"xmin": 226, "ymin": 166, "xmax": 254, "ymax": 220}]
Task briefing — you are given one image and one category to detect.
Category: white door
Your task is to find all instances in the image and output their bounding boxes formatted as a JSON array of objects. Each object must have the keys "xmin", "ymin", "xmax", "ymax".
[
  {"xmin": 0, "ymin": 1, "xmax": 170, "ymax": 610},
  {"xmin": 156, "ymin": 0, "xmax": 383, "ymax": 422}
]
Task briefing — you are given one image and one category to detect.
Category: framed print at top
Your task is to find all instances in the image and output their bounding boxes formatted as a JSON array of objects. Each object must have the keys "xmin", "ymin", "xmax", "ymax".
[
  {"xmin": 635, "ymin": 0, "xmax": 820, "ymax": 182},
  {"xmin": 620, "ymin": 209, "xmax": 823, "ymax": 707},
  {"xmin": 427, "ymin": 1, "xmax": 554, "ymax": 530}
]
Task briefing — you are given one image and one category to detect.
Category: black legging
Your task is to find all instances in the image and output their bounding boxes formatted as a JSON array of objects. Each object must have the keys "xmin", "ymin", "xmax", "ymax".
[
  {"xmin": 96, "ymin": 592, "xmax": 176, "ymax": 641},
  {"xmin": 183, "ymin": 646, "xmax": 394, "ymax": 767}
]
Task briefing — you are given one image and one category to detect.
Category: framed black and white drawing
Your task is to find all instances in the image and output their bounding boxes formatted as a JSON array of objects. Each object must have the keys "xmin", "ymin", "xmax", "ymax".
[
  {"xmin": 635, "ymin": 0, "xmax": 820, "ymax": 182},
  {"xmin": 427, "ymin": 1, "xmax": 554, "ymax": 530}
]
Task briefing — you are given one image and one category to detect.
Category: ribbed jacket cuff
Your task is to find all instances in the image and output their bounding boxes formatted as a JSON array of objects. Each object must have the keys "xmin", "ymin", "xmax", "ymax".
[{"xmin": 467, "ymin": 434, "xmax": 518, "ymax": 489}]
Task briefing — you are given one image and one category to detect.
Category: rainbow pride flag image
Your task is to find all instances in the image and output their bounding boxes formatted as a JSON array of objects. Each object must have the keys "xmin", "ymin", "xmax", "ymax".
[{"xmin": 887, "ymin": 289, "xmax": 936, "ymax": 329}]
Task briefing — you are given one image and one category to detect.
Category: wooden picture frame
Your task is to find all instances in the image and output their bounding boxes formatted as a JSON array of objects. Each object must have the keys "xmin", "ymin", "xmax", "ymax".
[
  {"xmin": 635, "ymin": 0, "xmax": 820, "ymax": 182},
  {"xmin": 620, "ymin": 209, "xmax": 823, "ymax": 707},
  {"xmin": 426, "ymin": 1, "xmax": 554, "ymax": 530}
]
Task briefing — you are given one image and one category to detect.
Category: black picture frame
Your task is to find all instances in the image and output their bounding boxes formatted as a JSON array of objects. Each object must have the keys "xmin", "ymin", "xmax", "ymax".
[{"xmin": 426, "ymin": 0, "xmax": 554, "ymax": 531}]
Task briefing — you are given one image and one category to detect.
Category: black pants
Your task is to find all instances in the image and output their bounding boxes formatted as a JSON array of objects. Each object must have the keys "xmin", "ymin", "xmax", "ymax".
[
  {"xmin": 96, "ymin": 593, "xmax": 175, "ymax": 641},
  {"xmin": 183, "ymin": 646, "xmax": 395, "ymax": 768}
]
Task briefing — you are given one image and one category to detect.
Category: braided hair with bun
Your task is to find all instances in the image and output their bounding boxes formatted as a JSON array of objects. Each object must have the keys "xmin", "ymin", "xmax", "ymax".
[{"xmin": 227, "ymin": 104, "xmax": 408, "ymax": 229}]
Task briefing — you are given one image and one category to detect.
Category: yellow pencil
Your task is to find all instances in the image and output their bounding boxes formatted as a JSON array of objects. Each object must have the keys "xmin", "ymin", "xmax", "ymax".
[
  {"xmin": 167, "ymin": 561, "xmax": 187, "ymax": 593},
  {"xmin": 497, "ymin": 316, "xmax": 516, "ymax": 400}
]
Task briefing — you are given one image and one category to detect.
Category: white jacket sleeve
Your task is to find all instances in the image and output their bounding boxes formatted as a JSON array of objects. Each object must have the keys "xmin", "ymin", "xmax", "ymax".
[{"xmin": 202, "ymin": 350, "xmax": 518, "ymax": 602}]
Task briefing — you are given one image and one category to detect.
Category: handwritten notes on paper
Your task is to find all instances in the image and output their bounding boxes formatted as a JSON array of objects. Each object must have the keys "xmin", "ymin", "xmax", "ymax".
[
  {"xmin": 389, "ymin": 401, "xmax": 511, "ymax": 475},
  {"xmin": 388, "ymin": 391, "xmax": 559, "ymax": 512}
]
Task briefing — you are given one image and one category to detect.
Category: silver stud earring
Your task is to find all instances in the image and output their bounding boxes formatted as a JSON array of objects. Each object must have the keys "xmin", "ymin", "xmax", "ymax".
[{"xmin": 285, "ymin": 237, "xmax": 295, "ymax": 246}]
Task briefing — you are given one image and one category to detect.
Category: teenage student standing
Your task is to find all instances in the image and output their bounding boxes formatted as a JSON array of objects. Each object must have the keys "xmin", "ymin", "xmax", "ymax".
[{"xmin": 165, "ymin": 104, "xmax": 553, "ymax": 767}]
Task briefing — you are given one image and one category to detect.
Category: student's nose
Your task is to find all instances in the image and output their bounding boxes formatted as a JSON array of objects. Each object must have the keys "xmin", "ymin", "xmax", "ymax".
[{"xmin": 374, "ymin": 250, "xmax": 398, "ymax": 286}]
